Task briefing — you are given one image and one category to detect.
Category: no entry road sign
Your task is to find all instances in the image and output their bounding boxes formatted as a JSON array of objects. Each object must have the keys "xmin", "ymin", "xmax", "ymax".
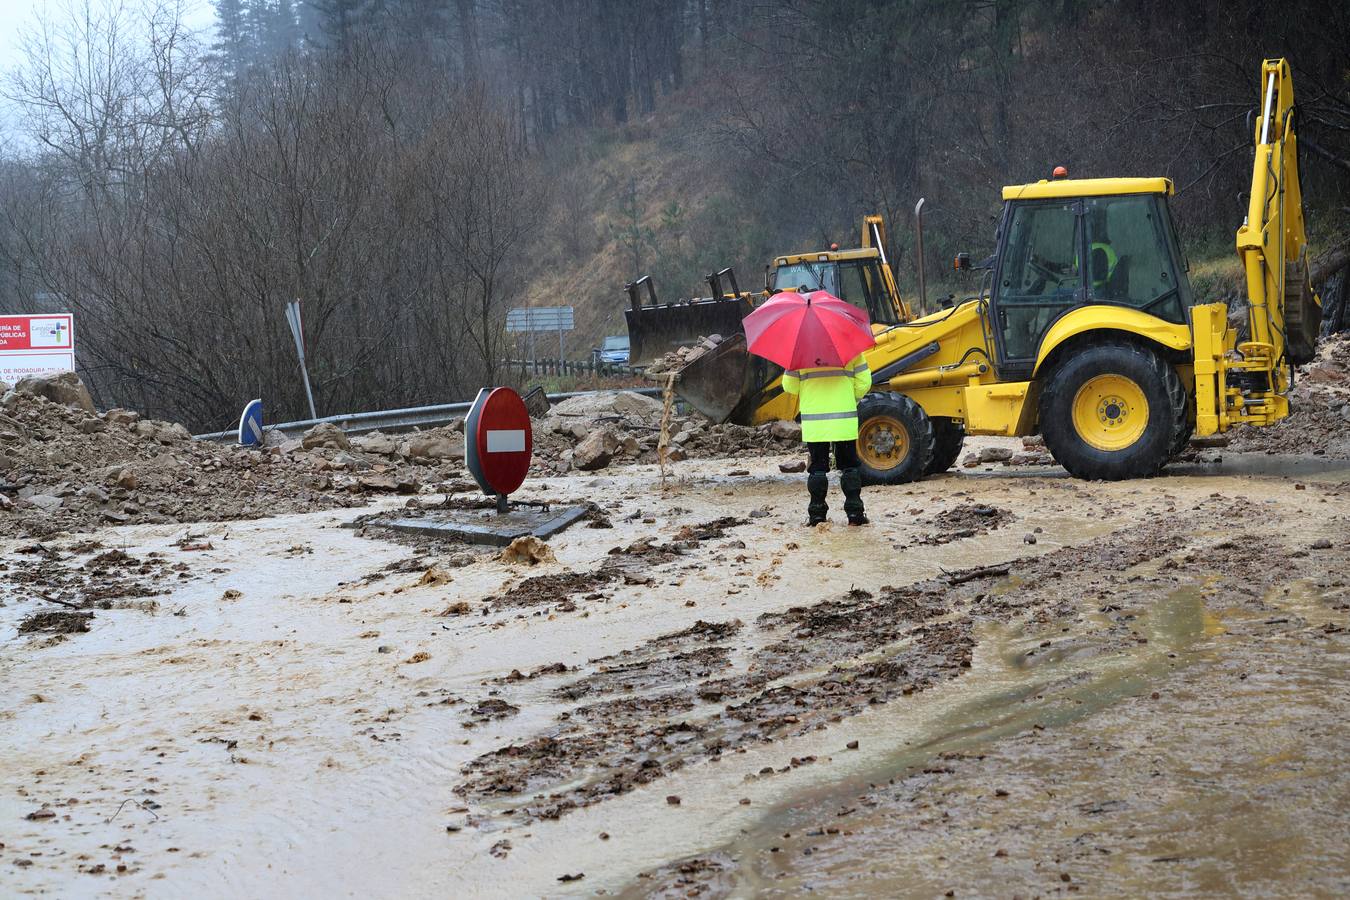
[{"xmin": 465, "ymin": 387, "xmax": 533, "ymax": 499}]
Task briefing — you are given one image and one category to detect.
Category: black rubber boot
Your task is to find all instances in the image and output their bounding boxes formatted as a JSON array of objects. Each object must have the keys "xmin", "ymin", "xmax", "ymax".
[
  {"xmin": 840, "ymin": 468, "xmax": 868, "ymax": 525},
  {"xmin": 807, "ymin": 472, "xmax": 829, "ymax": 525}
]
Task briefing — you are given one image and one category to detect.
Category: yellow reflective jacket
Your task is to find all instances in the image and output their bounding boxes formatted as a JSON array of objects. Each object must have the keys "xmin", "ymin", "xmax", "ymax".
[
  {"xmin": 1076, "ymin": 241, "xmax": 1117, "ymax": 292},
  {"xmin": 781, "ymin": 353, "xmax": 872, "ymax": 442}
]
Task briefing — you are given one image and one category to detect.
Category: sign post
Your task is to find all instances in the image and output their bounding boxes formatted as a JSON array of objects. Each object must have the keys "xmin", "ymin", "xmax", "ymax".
[
  {"xmin": 506, "ymin": 306, "xmax": 575, "ymax": 365},
  {"xmin": 284, "ymin": 300, "xmax": 319, "ymax": 420},
  {"xmin": 0, "ymin": 314, "xmax": 75, "ymax": 384},
  {"xmin": 465, "ymin": 387, "xmax": 533, "ymax": 513}
]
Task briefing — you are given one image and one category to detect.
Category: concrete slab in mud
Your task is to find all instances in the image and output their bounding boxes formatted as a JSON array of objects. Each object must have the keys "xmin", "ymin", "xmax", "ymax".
[{"xmin": 370, "ymin": 503, "xmax": 589, "ymax": 545}]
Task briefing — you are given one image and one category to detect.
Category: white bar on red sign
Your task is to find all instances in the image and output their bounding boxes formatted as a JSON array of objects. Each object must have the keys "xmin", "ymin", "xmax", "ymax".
[{"xmin": 485, "ymin": 429, "xmax": 526, "ymax": 453}]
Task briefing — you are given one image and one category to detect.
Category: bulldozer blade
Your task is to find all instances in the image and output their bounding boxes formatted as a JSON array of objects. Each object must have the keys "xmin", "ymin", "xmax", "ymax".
[
  {"xmin": 625, "ymin": 296, "xmax": 754, "ymax": 368},
  {"xmin": 671, "ymin": 333, "xmax": 758, "ymax": 424}
]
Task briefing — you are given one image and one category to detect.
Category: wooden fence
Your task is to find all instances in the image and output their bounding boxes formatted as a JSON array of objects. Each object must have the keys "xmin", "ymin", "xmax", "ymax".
[{"xmin": 504, "ymin": 358, "xmax": 644, "ymax": 378}]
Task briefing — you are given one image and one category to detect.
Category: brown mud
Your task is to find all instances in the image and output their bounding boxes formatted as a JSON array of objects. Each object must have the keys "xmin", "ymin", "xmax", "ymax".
[{"xmin": 2, "ymin": 452, "xmax": 1348, "ymax": 897}]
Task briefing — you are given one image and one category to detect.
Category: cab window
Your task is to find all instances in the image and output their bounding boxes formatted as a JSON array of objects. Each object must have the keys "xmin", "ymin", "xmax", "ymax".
[
  {"xmin": 773, "ymin": 262, "xmax": 837, "ymax": 295},
  {"xmin": 994, "ymin": 200, "xmax": 1082, "ymax": 361},
  {"xmin": 835, "ymin": 260, "xmax": 900, "ymax": 325},
  {"xmin": 771, "ymin": 260, "xmax": 899, "ymax": 325},
  {"xmin": 1083, "ymin": 196, "xmax": 1185, "ymax": 323}
]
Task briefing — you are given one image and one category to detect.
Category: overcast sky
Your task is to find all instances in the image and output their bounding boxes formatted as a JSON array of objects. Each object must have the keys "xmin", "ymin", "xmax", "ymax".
[{"xmin": 1, "ymin": 0, "xmax": 218, "ymax": 142}]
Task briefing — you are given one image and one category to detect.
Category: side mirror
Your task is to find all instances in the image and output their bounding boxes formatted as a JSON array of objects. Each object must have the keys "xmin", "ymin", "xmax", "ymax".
[{"xmin": 954, "ymin": 252, "xmax": 972, "ymax": 271}]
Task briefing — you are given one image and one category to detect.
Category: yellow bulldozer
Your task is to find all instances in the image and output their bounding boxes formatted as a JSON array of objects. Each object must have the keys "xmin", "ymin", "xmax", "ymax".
[{"xmin": 624, "ymin": 58, "xmax": 1322, "ymax": 484}]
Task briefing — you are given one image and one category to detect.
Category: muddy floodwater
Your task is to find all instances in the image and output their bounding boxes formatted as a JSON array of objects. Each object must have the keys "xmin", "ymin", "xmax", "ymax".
[{"xmin": 3, "ymin": 448, "xmax": 1349, "ymax": 897}]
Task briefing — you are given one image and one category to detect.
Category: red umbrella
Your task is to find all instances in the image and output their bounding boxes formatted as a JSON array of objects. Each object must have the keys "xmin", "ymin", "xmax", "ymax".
[{"xmin": 743, "ymin": 290, "xmax": 875, "ymax": 370}]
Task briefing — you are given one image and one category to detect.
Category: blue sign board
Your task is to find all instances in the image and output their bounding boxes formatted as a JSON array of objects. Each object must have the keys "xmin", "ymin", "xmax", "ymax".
[{"xmin": 238, "ymin": 398, "xmax": 264, "ymax": 447}]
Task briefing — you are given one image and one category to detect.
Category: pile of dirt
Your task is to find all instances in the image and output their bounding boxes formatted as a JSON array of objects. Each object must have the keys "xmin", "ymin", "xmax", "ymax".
[
  {"xmin": 0, "ymin": 378, "xmax": 797, "ymax": 536},
  {"xmin": 1226, "ymin": 334, "xmax": 1350, "ymax": 457},
  {"xmin": 916, "ymin": 502, "xmax": 1014, "ymax": 545},
  {"xmin": 17, "ymin": 609, "xmax": 93, "ymax": 635},
  {"xmin": 530, "ymin": 390, "xmax": 801, "ymax": 474},
  {"xmin": 0, "ymin": 374, "xmax": 440, "ymax": 538}
]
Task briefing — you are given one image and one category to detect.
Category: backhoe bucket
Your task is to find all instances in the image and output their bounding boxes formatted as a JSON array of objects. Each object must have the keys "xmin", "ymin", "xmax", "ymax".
[
  {"xmin": 1283, "ymin": 257, "xmax": 1322, "ymax": 365},
  {"xmin": 669, "ymin": 333, "xmax": 759, "ymax": 424},
  {"xmin": 625, "ymin": 296, "xmax": 754, "ymax": 368}
]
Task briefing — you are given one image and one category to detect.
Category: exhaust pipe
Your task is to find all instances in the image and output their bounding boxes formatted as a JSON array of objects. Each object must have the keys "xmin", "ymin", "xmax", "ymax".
[{"xmin": 914, "ymin": 197, "xmax": 927, "ymax": 314}]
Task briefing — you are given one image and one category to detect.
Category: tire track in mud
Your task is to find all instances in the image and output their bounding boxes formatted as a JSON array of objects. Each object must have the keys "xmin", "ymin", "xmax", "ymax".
[
  {"xmin": 451, "ymin": 500, "xmax": 1260, "ymax": 830},
  {"xmin": 629, "ymin": 516, "xmax": 1350, "ymax": 898}
]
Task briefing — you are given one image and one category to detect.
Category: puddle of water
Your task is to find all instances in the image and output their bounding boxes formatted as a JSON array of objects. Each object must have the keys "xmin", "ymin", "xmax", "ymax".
[
  {"xmin": 961, "ymin": 452, "xmax": 1350, "ymax": 483},
  {"xmin": 1174, "ymin": 453, "xmax": 1350, "ymax": 479}
]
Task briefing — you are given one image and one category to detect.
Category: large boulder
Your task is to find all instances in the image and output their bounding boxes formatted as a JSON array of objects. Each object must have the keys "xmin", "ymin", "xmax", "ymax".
[
  {"xmin": 14, "ymin": 371, "xmax": 95, "ymax": 414},
  {"xmin": 23, "ymin": 493, "xmax": 64, "ymax": 512},
  {"xmin": 407, "ymin": 428, "xmax": 464, "ymax": 461},
  {"xmin": 573, "ymin": 426, "xmax": 622, "ymax": 471},
  {"xmin": 351, "ymin": 432, "xmax": 399, "ymax": 456},
  {"xmin": 133, "ymin": 419, "xmax": 190, "ymax": 444},
  {"xmin": 105, "ymin": 408, "xmax": 140, "ymax": 427},
  {"xmin": 548, "ymin": 390, "xmax": 664, "ymax": 424},
  {"xmin": 768, "ymin": 420, "xmax": 802, "ymax": 442},
  {"xmin": 301, "ymin": 421, "xmax": 350, "ymax": 450},
  {"xmin": 544, "ymin": 416, "xmax": 590, "ymax": 440}
]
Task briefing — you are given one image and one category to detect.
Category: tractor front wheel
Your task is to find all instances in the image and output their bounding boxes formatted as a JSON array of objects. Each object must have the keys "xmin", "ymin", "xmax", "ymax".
[{"xmin": 855, "ymin": 392, "xmax": 935, "ymax": 485}]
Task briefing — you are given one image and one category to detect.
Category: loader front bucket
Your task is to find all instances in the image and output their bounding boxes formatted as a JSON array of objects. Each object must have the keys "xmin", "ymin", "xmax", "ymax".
[
  {"xmin": 625, "ymin": 296, "xmax": 754, "ymax": 368},
  {"xmin": 668, "ymin": 333, "xmax": 760, "ymax": 424}
]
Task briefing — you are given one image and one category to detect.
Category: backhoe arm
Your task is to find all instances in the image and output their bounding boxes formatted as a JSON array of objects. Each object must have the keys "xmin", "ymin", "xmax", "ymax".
[
  {"xmin": 862, "ymin": 214, "xmax": 912, "ymax": 322},
  {"xmin": 1235, "ymin": 58, "xmax": 1322, "ymax": 366}
]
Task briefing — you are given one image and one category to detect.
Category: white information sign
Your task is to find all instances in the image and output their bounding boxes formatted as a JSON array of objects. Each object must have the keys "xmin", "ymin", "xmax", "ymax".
[{"xmin": 0, "ymin": 314, "xmax": 76, "ymax": 384}]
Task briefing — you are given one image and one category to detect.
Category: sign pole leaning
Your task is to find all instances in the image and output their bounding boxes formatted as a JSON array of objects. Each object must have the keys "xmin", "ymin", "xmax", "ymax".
[{"xmin": 284, "ymin": 300, "xmax": 319, "ymax": 420}]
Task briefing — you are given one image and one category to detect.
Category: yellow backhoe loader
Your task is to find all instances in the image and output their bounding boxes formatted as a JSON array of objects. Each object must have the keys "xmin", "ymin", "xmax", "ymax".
[{"xmin": 625, "ymin": 58, "xmax": 1322, "ymax": 483}]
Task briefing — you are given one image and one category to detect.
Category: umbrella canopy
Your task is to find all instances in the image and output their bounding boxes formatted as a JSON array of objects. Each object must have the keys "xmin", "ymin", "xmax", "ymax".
[{"xmin": 743, "ymin": 290, "xmax": 875, "ymax": 371}]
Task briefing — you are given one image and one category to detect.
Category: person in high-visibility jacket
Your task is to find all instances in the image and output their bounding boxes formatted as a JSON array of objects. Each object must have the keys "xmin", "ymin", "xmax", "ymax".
[
  {"xmin": 1087, "ymin": 242, "xmax": 1118, "ymax": 295},
  {"xmin": 781, "ymin": 353, "xmax": 872, "ymax": 525}
]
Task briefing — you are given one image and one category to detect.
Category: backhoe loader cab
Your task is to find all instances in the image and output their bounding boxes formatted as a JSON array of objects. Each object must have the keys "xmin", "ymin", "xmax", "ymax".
[
  {"xmin": 987, "ymin": 178, "xmax": 1191, "ymax": 377},
  {"xmin": 769, "ymin": 251, "xmax": 905, "ymax": 328}
]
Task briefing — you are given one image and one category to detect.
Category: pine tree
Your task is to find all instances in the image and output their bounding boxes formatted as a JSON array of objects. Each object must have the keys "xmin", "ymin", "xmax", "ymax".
[
  {"xmin": 243, "ymin": 1, "xmax": 272, "ymax": 56},
  {"xmin": 272, "ymin": 0, "xmax": 302, "ymax": 53},
  {"xmin": 307, "ymin": 0, "xmax": 366, "ymax": 54},
  {"xmin": 212, "ymin": 0, "xmax": 251, "ymax": 81}
]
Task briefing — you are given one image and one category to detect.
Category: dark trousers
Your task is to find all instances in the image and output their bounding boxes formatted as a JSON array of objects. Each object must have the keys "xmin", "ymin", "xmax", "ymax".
[{"xmin": 807, "ymin": 440, "xmax": 860, "ymax": 473}]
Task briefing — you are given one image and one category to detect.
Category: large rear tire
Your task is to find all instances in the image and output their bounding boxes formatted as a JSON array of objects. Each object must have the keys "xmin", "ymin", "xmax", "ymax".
[
  {"xmin": 1168, "ymin": 392, "xmax": 1195, "ymax": 460},
  {"xmin": 926, "ymin": 419, "xmax": 966, "ymax": 475},
  {"xmin": 855, "ymin": 392, "xmax": 934, "ymax": 486},
  {"xmin": 1040, "ymin": 341, "xmax": 1185, "ymax": 480}
]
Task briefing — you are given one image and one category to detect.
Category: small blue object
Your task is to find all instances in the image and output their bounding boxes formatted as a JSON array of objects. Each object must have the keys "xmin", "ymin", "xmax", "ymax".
[{"xmin": 238, "ymin": 398, "xmax": 264, "ymax": 447}]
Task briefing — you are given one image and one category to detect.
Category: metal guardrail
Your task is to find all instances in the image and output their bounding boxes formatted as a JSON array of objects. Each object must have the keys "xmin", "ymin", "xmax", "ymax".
[{"xmin": 193, "ymin": 387, "xmax": 663, "ymax": 443}]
